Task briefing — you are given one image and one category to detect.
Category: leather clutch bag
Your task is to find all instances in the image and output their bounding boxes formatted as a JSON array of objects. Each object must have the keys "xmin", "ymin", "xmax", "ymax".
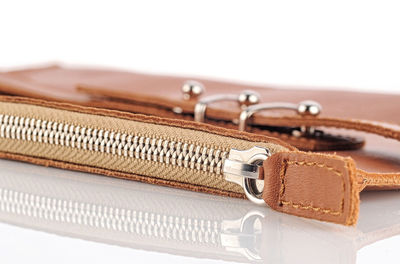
[{"xmin": 0, "ymin": 64, "xmax": 399, "ymax": 225}]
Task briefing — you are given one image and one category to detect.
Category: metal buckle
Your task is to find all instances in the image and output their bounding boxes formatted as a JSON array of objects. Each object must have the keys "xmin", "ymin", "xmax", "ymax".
[
  {"xmin": 223, "ymin": 146, "xmax": 270, "ymax": 205},
  {"xmin": 194, "ymin": 90, "xmax": 261, "ymax": 123},
  {"xmin": 238, "ymin": 100, "xmax": 322, "ymax": 134}
]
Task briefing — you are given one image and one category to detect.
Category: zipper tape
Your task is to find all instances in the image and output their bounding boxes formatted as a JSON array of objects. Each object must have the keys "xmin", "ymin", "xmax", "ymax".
[{"xmin": 0, "ymin": 98, "xmax": 289, "ymax": 196}]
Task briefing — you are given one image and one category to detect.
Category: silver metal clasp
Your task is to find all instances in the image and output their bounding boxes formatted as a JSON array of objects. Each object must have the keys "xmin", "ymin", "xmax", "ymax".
[
  {"xmin": 238, "ymin": 100, "xmax": 322, "ymax": 136},
  {"xmin": 194, "ymin": 90, "xmax": 261, "ymax": 123},
  {"xmin": 223, "ymin": 146, "xmax": 270, "ymax": 205},
  {"xmin": 181, "ymin": 81, "xmax": 322, "ymax": 136}
]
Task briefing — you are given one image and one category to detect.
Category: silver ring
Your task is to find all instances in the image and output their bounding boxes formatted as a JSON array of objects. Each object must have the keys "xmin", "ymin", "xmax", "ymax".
[{"xmin": 242, "ymin": 151, "xmax": 269, "ymax": 205}]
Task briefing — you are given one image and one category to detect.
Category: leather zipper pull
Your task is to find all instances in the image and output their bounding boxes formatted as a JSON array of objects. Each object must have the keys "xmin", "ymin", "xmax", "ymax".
[{"xmin": 261, "ymin": 151, "xmax": 360, "ymax": 225}]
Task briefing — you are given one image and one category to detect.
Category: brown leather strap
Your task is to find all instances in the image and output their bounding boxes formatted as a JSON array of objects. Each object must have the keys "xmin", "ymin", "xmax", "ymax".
[{"xmin": 358, "ymin": 169, "xmax": 400, "ymax": 191}]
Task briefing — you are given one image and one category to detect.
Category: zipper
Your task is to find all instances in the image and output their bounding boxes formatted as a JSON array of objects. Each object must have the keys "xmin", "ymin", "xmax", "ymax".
[
  {"xmin": 0, "ymin": 102, "xmax": 278, "ymax": 203},
  {"xmin": 0, "ymin": 114, "xmax": 227, "ymax": 175}
]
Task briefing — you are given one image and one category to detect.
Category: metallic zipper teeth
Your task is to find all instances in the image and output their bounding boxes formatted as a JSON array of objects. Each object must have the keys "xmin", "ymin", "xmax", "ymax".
[
  {"xmin": 0, "ymin": 115, "xmax": 227, "ymax": 175},
  {"xmin": 0, "ymin": 188, "xmax": 221, "ymax": 244}
]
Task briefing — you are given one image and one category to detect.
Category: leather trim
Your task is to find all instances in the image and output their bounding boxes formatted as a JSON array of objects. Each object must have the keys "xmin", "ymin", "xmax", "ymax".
[
  {"xmin": 358, "ymin": 169, "xmax": 400, "ymax": 191},
  {"xmin": 262, "ymin": 152, "xmax": 359, "ymax": 225}
]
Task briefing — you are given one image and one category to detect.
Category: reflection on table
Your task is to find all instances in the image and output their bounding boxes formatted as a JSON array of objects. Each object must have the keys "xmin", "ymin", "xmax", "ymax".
[{"xmin": 0, "ymin": 159, "xmax": 399, "ymax": 264}]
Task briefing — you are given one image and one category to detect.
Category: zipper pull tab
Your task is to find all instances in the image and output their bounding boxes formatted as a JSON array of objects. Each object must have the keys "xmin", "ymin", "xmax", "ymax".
[{"xmin": 223, "ymin": 146, "xmax": 270, "ymax": 205}]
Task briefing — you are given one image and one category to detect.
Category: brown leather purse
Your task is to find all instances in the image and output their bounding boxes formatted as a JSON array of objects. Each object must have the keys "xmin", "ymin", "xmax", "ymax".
[{"xmin": 0, "ymin": 64, "xmax": 399, "ymax": 226}]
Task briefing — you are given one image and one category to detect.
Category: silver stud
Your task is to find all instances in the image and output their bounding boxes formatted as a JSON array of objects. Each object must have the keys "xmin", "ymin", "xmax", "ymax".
[
  {"xmin": 238, "ymin": 90, "xmax": 261, "ymax": 108},
  {"xmin": 182, "ymin": 80, "xmax": 205, "ymax": 100},
  {"xmin": 297, "ymin": 100, "xmax": 322, "ymax": 116}
]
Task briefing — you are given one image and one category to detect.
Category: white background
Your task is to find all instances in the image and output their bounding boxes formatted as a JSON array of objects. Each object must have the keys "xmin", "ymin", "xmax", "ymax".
[
  {"xmin": 0, "ymin": 1, "xmax": 400, "ymax": 263},
  {"xmin": 0, "ymin": 0, "xmax": 399, "ymax": 93}
]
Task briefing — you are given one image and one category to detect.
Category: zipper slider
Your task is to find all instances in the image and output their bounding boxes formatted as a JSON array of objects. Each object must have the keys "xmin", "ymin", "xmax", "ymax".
[{"xmin": 223, "ymin": 146, "xmax": 270, "ymax": 205}]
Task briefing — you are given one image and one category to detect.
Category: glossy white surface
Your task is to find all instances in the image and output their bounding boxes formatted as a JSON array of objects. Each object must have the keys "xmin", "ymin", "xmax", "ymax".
[
  {"xmin": 1, "ymin": 1, "xmax": 400, "ymax": 94},
  {"xmin": 0, "ymin": 159, "xmax": 399, "ymax": 264}
]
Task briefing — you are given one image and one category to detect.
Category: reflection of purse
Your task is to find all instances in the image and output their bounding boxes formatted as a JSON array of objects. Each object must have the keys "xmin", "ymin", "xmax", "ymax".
[
  {"xmin": 2, "ymin": 159, "xmax": 400, "ymax": 264},
  {"xmin": 0, "ymin": 65, "xmax": 399, "ymax": 225}
]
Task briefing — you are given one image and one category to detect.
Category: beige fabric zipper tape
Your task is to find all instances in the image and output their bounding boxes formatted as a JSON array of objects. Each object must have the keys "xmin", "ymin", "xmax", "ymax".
[{"xmin": 0, "ymin": 100, "xmax": 288, "ymax": 195}]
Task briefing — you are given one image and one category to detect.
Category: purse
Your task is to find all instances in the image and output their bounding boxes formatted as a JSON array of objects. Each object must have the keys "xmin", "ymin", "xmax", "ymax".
[{"xmin": 0, "ymin": 64, "xmax": 399, "ymax": 226}]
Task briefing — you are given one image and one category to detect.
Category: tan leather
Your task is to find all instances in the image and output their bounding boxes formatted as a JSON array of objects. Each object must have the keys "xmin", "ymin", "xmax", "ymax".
[
  {"xmin": 1, "ymin": 64, "xmax": 400, "ymax": 226},
  {"xmin": 261, "ymin": 149, "xmax": 400, "ymax": 225},
  {"xmin": 0, "ymin": 65, "xmax": 366, "ymax": 151},
  {"xmin": 262, "ymin": 151, "xmax": 359, "ymax": 225}
]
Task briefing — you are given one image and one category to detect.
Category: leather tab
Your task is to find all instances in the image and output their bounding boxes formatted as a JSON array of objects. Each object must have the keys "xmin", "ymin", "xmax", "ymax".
[{"xmin": 262, "ymin": 151, "xmax": 360, "ymax": 225}]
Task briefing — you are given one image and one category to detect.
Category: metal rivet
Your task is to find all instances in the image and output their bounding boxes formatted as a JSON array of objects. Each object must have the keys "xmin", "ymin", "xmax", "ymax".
[
  {"xmin": 297, "ymin": 100, "xmax": 322, "ymax": 116},
  {"xmin": 238, "ymin": 90, "xmax": 261, "ymax": 108},
  {"xmin": 182, "ymin": 80, "xmax": 205, "ymax": 100}
]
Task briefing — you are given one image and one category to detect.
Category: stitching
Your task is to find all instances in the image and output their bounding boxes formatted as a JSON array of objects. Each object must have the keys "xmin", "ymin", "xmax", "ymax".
[
  {"xmin": 280, "ymin": 201, "xmax": 341, "ymax": 215},
  {"xmin": 357, "ymin": 170, "xmax": 400, "ymax": 186},
  {"xmin": 366, "ymin": 178, "xmax": 400, "ymax": 185},
  {"xmin": 278, "ymin": 160, "xmax": 288, "ymax": 201},
  {"xmin": 279, "ymin": 160, "xmax": 345, "ymax": 216}
]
